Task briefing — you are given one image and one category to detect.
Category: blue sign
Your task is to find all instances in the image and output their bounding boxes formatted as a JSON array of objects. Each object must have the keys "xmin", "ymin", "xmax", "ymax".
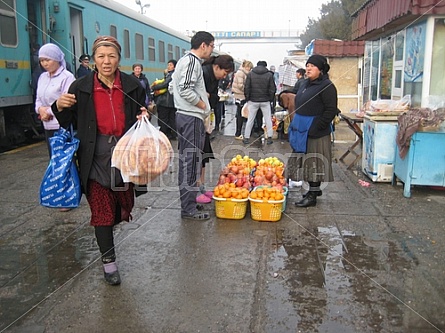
[{"xmin": 212, "ymin": 31, "xmax": 262, "ymax": 38}]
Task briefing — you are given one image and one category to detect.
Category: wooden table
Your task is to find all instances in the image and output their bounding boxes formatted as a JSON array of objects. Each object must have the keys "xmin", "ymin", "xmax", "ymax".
[{"xmin": 339, "ymin": 113, "xmax": 364, "ymax": 169}]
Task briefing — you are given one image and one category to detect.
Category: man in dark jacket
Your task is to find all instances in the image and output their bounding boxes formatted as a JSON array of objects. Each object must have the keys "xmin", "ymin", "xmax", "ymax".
[
  {"xmin": 292, "ymin": 68, "xmax": 306, "ymax": 94},
  {"xmin": 243, "ymin": 60, "xmax": 276, "ymax": 145}
]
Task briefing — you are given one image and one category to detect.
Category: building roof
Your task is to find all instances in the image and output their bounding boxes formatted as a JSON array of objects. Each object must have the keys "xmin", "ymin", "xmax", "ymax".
[
  {"xmin": 351, "ymin": 0, "xmax": 445, "ymax": 40},
  {"xmin": 311, "ymin": 39, "xmax": 365, "ymax": 57}
]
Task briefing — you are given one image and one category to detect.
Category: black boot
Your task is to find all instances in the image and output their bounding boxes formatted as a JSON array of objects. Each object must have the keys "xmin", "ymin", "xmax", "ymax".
[
  {"xmin": 103, "ymin": 259, "xmax": 121, "ymax": 286},
  {"xmin": 295, "ymin": 192, "xmax": 317, "ymax": 207},
  {"xmin": 302, "ymin": 190, "xmax": 322, "ymax": 198},
  {"xmin": 104, "ymin": 269, "xmax": 121, "ymax": 286}
]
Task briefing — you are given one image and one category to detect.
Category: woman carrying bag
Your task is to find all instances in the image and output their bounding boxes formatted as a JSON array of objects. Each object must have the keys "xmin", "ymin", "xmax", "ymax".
[{"xmin": 53, "ymin": 36, "xmax": 149, "ymax": 286}]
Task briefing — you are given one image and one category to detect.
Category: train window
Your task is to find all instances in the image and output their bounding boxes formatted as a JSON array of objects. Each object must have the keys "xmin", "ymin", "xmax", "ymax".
[
  {"xmin": 158, "ymin": 40, "xmax": 165, "ymax": 63},
  {"xmin": 175, "ymin": 46, "xmax": 180, "ymax": 60},
  {"xmin": 110, "ymin": 25, "xmax": 117, "ymax": 38},
  {"xmin": 168, "ymin": 44, "xmax": 173, "ymax": 61},
  {"xmin": 148, "ymin": 37, "xmax": 155, "ymax": 62},
  {"xmin": 135, "ymin": 33, "xmax": 144, "ymax": 60},
  {"xmin": 124, "ymin": 29, "xmax": 130, "ymax": 58},
  {"xmin": 0, "ymin": 0, "xmax": 17, "ymax": 47}
]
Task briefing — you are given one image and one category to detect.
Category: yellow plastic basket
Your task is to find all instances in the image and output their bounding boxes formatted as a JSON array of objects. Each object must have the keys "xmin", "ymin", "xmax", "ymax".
[
  {"xmin": 213, "ymin": 196, "xmax": 248, "ymax": 220},
  {"xmin": 248, "ymin": 197, "xmax": 285, "ymax": 222}
]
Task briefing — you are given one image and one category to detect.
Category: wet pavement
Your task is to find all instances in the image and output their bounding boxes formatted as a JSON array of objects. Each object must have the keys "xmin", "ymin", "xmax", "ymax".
[{"xmin": 1, "ymin": 105, "xmax": 444, "ymax": 333}]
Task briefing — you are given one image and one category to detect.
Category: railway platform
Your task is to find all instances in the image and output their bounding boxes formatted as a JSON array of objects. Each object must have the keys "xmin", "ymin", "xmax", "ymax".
[{"xmin": 1, "ymin": 106, "xmax": 444, "ymax": 333}]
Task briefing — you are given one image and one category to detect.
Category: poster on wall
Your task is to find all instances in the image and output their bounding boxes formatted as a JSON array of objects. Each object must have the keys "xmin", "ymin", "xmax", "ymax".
[{"xmin": 404, "ymin": 21, "xmax": 426, "ymax": 82}]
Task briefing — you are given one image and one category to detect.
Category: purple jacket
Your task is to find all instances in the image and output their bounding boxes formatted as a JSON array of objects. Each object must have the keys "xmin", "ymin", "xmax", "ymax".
[{"xmin": 35, "ymin": 66, "xmax": 75, "ymax": 130}]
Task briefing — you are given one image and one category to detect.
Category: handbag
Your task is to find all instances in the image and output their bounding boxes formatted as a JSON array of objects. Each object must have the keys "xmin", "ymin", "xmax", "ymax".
[{"xmin": 39, "ymin": 126, "xmax": 81, "ymax": 208}]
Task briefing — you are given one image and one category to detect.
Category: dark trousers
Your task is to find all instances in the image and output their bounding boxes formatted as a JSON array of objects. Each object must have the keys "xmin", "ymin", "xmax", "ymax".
[
  {"xmin": 158, "ymin": 106, "xmax": 177, "ymax": 138},
  {"xmin": 176, "ymin": 113, "xmax": 205, "ymax": 215},
  {"xmin": 235, "ymin": 101, "xmax": 246, "ymax": 137},
  {"xmin": 215, "ymin": 101, "xmax": 225, "ymax": 130}
]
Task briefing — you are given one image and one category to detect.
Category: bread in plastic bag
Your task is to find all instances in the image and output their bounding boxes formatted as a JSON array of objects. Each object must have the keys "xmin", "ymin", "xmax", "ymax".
[{"xmin": 111, "ymin": 115, "xmax": 173, "ymax": 185}]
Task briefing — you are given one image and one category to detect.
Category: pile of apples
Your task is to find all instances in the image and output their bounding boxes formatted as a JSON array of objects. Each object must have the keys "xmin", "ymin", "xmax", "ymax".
[
  {"xmin": 215, "ymin": 155, "xmax": 256, "ymax": 191},
  {"xmin": 251, "ymin": 157, "xmax": 286, "ymax": 191},
  {"xmin": 213, "ymin": 155, "xmax": 287, "ymax": 199}
]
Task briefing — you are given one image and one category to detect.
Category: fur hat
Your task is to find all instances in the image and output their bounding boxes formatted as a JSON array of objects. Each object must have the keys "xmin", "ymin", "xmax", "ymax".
[{"xmin": 306, "ymin": 54, "xmax": 330, "ymax": 73}]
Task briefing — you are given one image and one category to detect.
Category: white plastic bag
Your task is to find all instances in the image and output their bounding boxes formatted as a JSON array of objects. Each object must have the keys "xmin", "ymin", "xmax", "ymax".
[
  {"xmin": 111, "ymin": 116, "xmax": 173, "ymax": 185},
  {"xmin": 241, "ymin": 103, "xmax": 249, "ymax": 118},
  {"xmin": 204, "ymin": 110, "xmax": 215, "ymax": 134}
]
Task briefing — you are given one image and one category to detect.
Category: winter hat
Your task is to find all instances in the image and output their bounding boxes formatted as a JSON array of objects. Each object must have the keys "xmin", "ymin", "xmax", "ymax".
[
  {"xmin": 306, "ymin": 54, "xmax": 330, "ymax": 73},
  {"xmin": 38, "ymin": 43, "xmax": 67, "ymax": 69},
  {"xmin": 92, "ymin": 35, "xmax": 121, "ymax": 58},
  {"xmin": 257, "ymin": 60, "xmax": 267, "ymax": 67}
]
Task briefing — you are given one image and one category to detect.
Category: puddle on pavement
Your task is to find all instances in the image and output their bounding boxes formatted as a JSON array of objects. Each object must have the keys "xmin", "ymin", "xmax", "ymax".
[
  {"xmin": 264, "ymin": 225, "xmax": 444, "ymax": 332},
  {"xmin": 0, "ymin": 226, "xmax": 96, "ymax": 331}
]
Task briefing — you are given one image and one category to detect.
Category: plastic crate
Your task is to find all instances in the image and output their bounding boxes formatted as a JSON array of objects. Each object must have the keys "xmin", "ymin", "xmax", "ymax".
[
  {"xmin": 252, "ymin": 186, "xmax": 288, "ymax": 212},
  {"xmin": 248, "ymin": 197, "xmax": 285, "ymax": 222},
  {"xmin": 213, "ymin": 196, "xmax": 248, "ymax": 220},
  {"xmin": 282, "ymin": 186, "xmax": 288, "ymax": 212}
]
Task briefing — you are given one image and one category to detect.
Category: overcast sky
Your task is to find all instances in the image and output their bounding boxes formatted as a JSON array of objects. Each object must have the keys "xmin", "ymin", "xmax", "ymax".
[
  {"xmin": 114, "ymin": 0, "xmax": 330, "ymax": 66},
  {"xmin": 115, "ymin": 0, "xmax": 329, "ymax": 32}
]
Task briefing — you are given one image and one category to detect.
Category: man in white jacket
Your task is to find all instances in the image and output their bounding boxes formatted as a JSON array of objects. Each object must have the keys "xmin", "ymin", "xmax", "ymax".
[{"xmin": 171, "ymin": 31, "xmax": 214, "ymax": 220}]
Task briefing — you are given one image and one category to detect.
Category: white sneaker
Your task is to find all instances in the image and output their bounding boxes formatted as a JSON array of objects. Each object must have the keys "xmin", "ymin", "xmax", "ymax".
[{"xmin": 235, "ymin": 135, "xmax": 244, "ymax": 140}]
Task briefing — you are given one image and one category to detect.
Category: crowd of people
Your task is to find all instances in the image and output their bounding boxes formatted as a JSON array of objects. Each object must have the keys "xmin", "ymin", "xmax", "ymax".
[{"xmin": 33, "ymin": 31, "xmax": 338, "ymax": 285}]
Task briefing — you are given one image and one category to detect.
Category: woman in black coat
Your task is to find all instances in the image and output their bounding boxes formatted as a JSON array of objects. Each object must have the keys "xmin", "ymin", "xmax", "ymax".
[
  {"xmin": 288, "ymin": 55, "xmax": 338, "ymax": 207},
  {"xmin": 53, "ymin": 36, "xmax": 148, "ymax": 286}
]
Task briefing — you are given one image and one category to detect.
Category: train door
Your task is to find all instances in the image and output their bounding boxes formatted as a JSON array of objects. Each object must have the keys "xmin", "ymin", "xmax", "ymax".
[
  {"xmin": 26, "ymin": 0, "xmax": 47, "ymax": 48},
  {"xmin": 27, "ymin": 0, "xmax": 46, "ymax": 87},
  {"xmin": 69, "ymin": 7, "xmax": 86, "ymax": 75}
]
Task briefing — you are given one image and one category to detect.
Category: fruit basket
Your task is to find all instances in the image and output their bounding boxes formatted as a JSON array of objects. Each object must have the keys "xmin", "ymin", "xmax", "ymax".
[
  {"xmin": 213, "ymin": 196, "xmax": 248, "ymax": 220},
  {"xmin": 248, "ymin": 197, "xmax": 285, "ymax": 222},
  {"xmin": 251, "ymin": 185, "xmax": 288, "ymax": 212}
]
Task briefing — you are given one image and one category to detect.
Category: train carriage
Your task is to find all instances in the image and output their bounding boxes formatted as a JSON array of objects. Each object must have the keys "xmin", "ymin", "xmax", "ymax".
[{"xmin": 0, "ymin": 0, "xmax": 191, "ymax": 148}]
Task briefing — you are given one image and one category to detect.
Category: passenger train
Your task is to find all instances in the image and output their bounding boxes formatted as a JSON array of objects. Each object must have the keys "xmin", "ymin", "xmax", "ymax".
[{"xmin": 0, "ymin": 0, "xmax": 238, "ymax": 150}]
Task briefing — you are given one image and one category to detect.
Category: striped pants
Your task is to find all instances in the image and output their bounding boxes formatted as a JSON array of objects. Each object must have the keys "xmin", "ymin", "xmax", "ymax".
[{"xmin": 176, "ymin": 113, "xmax": 206, "ymax": 215}]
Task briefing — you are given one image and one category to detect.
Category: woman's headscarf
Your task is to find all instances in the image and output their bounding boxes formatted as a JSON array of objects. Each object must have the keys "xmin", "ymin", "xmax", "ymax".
[
  {"xmin": 38, "ymin": 43, "xmax": 67, "ymax": 70},
  {"xmin": 92, "ymin": 36, "xmax": 121, "ymax": 58}
]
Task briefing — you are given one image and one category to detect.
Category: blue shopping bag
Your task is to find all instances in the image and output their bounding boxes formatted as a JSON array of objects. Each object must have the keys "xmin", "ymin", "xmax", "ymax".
[{"xmin": 39, "ymin": 127, "xmax": 81, "ymax": 208}]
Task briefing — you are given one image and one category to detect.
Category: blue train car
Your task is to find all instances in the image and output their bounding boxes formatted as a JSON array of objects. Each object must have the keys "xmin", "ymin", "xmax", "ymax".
[{"xmin": 0, "ymin": 0, "xmax": 190, "ymax": 148}]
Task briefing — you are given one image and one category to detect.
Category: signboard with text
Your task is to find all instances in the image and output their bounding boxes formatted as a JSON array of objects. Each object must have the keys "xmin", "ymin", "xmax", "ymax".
[{"xmin": 212, "ymin": 31, "xmax": 262, "ymax": 38}]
